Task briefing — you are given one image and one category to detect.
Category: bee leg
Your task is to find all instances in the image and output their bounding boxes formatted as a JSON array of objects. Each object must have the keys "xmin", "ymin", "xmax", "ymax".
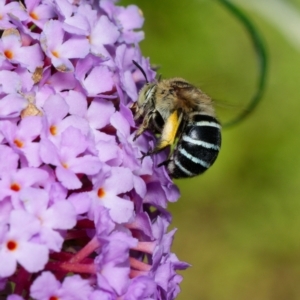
[
  {"xmin": 133, "ymin": 125, "xmax": 146, "ymax": 141},
  {"xmin": 133, "ymin": 111, "xmax": 153, "ymax": 141},
  {"xmin": 150, "ymin": 110, "xmax": 183, "ymax": 154},
  {"xmin": 139, "ymin": 151, "xmax": 150, "ymax": 161},
  {"xmin": 157, "ymin": 159, "xmax": 170, "ymax": 168},
  {"xmin": 133, "ymin": 107, "xmax": 144, "ymax": 121}
]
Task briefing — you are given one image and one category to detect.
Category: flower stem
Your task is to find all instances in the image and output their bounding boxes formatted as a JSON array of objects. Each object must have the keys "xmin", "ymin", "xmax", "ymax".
[
  {"xmin": 129, "ymin": 269, "xmax": 148, "ymax": 279},
  {"xmin": 69, "ymin": 235, "xmax": 100, "ymax": 263},
  {"xmin": 131, "ymin": 241, "xmax": 156, "ymax": 254},
  {"xmin": 76, "ymin": 219, "xmax": 95, "ymax": 229},
  {"xmin": 14, "ymin": 267, "xmax": 30, "ymax": 296},
  {"xmin": 45, "ymin": 262, "xmax": 96, "ymax": 274},
  {"xmin": 65, "ymin": 229, "xmax": 88, "ymax": 240},
  {"xmin": 129, "ymin": 257, "xmax": 151, "ymax": 272}
]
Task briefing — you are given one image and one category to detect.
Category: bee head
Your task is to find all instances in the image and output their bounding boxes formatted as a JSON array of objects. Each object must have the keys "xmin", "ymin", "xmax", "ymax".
[{"xmin": 137, "ymin": 83, "xmax": 157, "ymax": 108}]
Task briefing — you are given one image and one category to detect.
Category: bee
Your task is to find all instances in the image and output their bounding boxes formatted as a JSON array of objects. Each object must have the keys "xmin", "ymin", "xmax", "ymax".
[{"xmin": 132, "ymin": 60, "xmax": 221, "ymax": 179}]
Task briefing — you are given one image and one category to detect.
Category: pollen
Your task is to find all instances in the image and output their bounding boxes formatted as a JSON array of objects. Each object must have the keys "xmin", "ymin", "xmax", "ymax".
[
  {"xmin": 6, "ymin": 240, "xmax": 18, "ymax": 251},
  {"xmin": 29, "ymin": 11, "xmax": 39, "ymax": 20},
  {"xmin": 10, "ymin": 183, "xmax": 21, "ymax": 192},
  {"xmin": 21, "ymin": 103, "xmax": 43, "ymax": 118},
  {"xmin": 4, "ymin": 50, "xmax": 13, "ymax": 59},
  {"xmin": 97, "ymin": 188, "xmax": 105, "ymax": 198},
  {"xmin": 51, "ymin": 50, "xmax": 60, "ymax": 58},
  {"xmin": 50, "ymin": 125, "xmax": 57, "ymax": 135},
  {"xmin": 32, "ymin": 66, "xmax": 43, "ymax": 84},
  {"xmin": 13, "ymin": 139, "xmax": 24, "ymax": 148}
]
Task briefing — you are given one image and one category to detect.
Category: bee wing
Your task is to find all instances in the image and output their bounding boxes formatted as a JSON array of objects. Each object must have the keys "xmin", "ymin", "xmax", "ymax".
[{"xmin": 171, "ymin": 80, "xmax": 214, "ymax": 116}]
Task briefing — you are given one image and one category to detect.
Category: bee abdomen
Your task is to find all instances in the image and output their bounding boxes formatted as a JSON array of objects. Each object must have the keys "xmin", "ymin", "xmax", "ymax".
[{"xmin": 168, "ymin": 114, "xmax": 221, "ymax": 178}]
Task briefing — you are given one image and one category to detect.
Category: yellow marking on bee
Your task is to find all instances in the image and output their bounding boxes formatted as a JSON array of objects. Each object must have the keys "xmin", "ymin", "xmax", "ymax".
[{"xmin": 154, "ymin": 110, "xmax": 182, "ymax": 152}]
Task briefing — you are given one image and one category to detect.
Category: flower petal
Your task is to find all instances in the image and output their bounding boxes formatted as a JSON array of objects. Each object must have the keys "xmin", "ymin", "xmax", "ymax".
[
  {"xmin": 90, "ymin": 15, "xmax": 120, "ymax": 47},
  {"xmin": 43, "ymin": 200, "xmax": 76, "ymax": 229},
  {"xmin": 0, "ymin": 249, "xmax": 17, "ymax": 277},
  {"xmin": 14, "ymin": 44, "xmax": 44, "ymax": 72},
  {"xmin": 69, "ymin": 155, "xmax": 102, "ymax": 175},
  {"xmin": 58, "ymin": 37, "xmax": 89, "ymax": 59},
  {"xmin": 102, "ymin": 195, "xmax": 134, "ymax": 223},
  {"xmin": 65, "ymin": 90, "xmax": 87, "ymax": 117},
  {"xmin": 30, "ymin": 271, "xmax": 61, "ymax": 299},
  {"xmin": 0, "ymin": 145, "xmax": 19, "ymax": 178},
  {"xmin": 16, "ymin": 241, "xmax": 49, "ymax": 273},
  {"xmin": 56, "ymin": 166, "xmax": 82, "ymax": 189},
  {"xmin": 82, "ymin": 66, "xmax": 114, "ymax": 95},
  {"xmin": 104, "ymin": 167, "xmax": 134, "ymax": 195},
  {"xmin": 87, "ymin": 98, "xmax": 115, "ymax": 129}
]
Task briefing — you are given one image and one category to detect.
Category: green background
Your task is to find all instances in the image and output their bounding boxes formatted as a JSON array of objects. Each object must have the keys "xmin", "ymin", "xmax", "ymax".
[{"xmin": 120, "ymin": 0, "xmax": 300, "ymax": 299}]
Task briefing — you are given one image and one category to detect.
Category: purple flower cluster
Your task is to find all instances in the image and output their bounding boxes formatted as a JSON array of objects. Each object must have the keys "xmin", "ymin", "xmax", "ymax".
[{"xmin": 0, "ymin": 0, "xmax": 189, "ymax": 299}]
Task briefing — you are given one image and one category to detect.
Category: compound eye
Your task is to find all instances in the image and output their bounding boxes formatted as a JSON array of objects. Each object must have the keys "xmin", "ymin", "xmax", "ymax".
[{"xmin": 152, "ymin": 112, "xmax": 164, "ymax": 132}]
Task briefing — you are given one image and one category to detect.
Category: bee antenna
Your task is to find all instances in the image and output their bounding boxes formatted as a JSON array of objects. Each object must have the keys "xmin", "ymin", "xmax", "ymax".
[{"xmin": 132, "ymin": 60, "xmax": 149, "ymax": 83}]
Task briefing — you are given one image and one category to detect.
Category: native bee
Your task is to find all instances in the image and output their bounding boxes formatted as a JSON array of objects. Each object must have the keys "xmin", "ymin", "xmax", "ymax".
[{"xmin": 132, "ymin": 61, "xmax": 221, "ymax": 179}]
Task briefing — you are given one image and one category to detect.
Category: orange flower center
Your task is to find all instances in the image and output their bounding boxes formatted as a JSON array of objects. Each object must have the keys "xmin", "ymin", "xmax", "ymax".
[
  {"xmin": 29, "ymin": 11, "xmax": 39, "ymax": 20},
  {"xmin": 6, "ymin": 240, "xmax": 17, "ymax": 251},
  {"xmin": 13, "ymin": 139, "xmax": 24, "ymax": 148},
  {"xmin": 50, "ymin": 125, "xmax": 57, "ymax": 135},
  {"xmin": 51, "ymin": 50, "xmax": 59, "ymax": 58},
  {"xmin": 4, "ymin": 50, "xmax": 13, "ymax": 59},
  {"xmin": 49, "ymin": 296, "xmax": 59, "ymax": 300},
  {"xmin": 62, "ymin": 162, "xmax": 68, "ymax": 169},
  {"xmin": 10, "ymin": 183, "xmax": 21, "ymax": 192},
  {"xmin": 97, "ymin": 188, "xmax": 105, "ymax": 198}
]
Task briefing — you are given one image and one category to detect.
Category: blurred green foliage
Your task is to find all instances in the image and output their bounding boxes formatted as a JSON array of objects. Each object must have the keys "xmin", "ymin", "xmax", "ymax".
[{"xmin": 120, "ymin": 0, "xmax": 300, "ymax": 299}]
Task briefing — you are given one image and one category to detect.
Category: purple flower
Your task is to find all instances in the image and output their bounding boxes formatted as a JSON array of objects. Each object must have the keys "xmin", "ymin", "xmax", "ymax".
[
  {"xmin": 30, "ymin": 271, "xmax": 92, "ymax": 300},
  {"xmin": 0, "ymin": 28, "xmax": 44, "ymax": 72},
  {"xmin": 0, "ymin": 1, "xmax": 26, "ymax": 30},
  {"xmin": 0, "ymin": 116, "xmax": 43, "ymax": 167},
  {"xmin": 100, "ymin": 1, "xmax": 145, "ymax": 43},
  {"xmin": 41, "ymin": 20, "xmax": 89, "ymax": 72},
  {"xmin": 95, "ymin": 231, "xmax": 137, "ymax": 295},
  {"xmin": 123, "ymin": 276, "xmax": 156, "ymax": 300},
  {"xmin": 20, "ymin": 187, "xmax": 77, "ymax": 251},
  {"xmin": 0, "ymin": 167, "xmax": 49, "ymax": 208},
  {"xmin": 23, "ymin": 0, "xmax": 56, "ymax": 29},
  {"xmin": 0, "ymin": 210, "xmax": 49, "ymax": 277},
  {"xmin": 40, "ymin": 126, "xmax": 102, "ymax": 189},
  {"xmin": 0, "ymin": 0, "xmax": 188, "ymax": 299},
  {"xmin": 89, "ymin": 166, "xmax": 134, "ymax": 223}
]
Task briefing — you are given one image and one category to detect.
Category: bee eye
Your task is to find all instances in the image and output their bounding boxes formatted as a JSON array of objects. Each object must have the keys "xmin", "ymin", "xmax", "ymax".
[{"xmin": 152, "ymin": 112, "xmax": 164, "ymax": 131}]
